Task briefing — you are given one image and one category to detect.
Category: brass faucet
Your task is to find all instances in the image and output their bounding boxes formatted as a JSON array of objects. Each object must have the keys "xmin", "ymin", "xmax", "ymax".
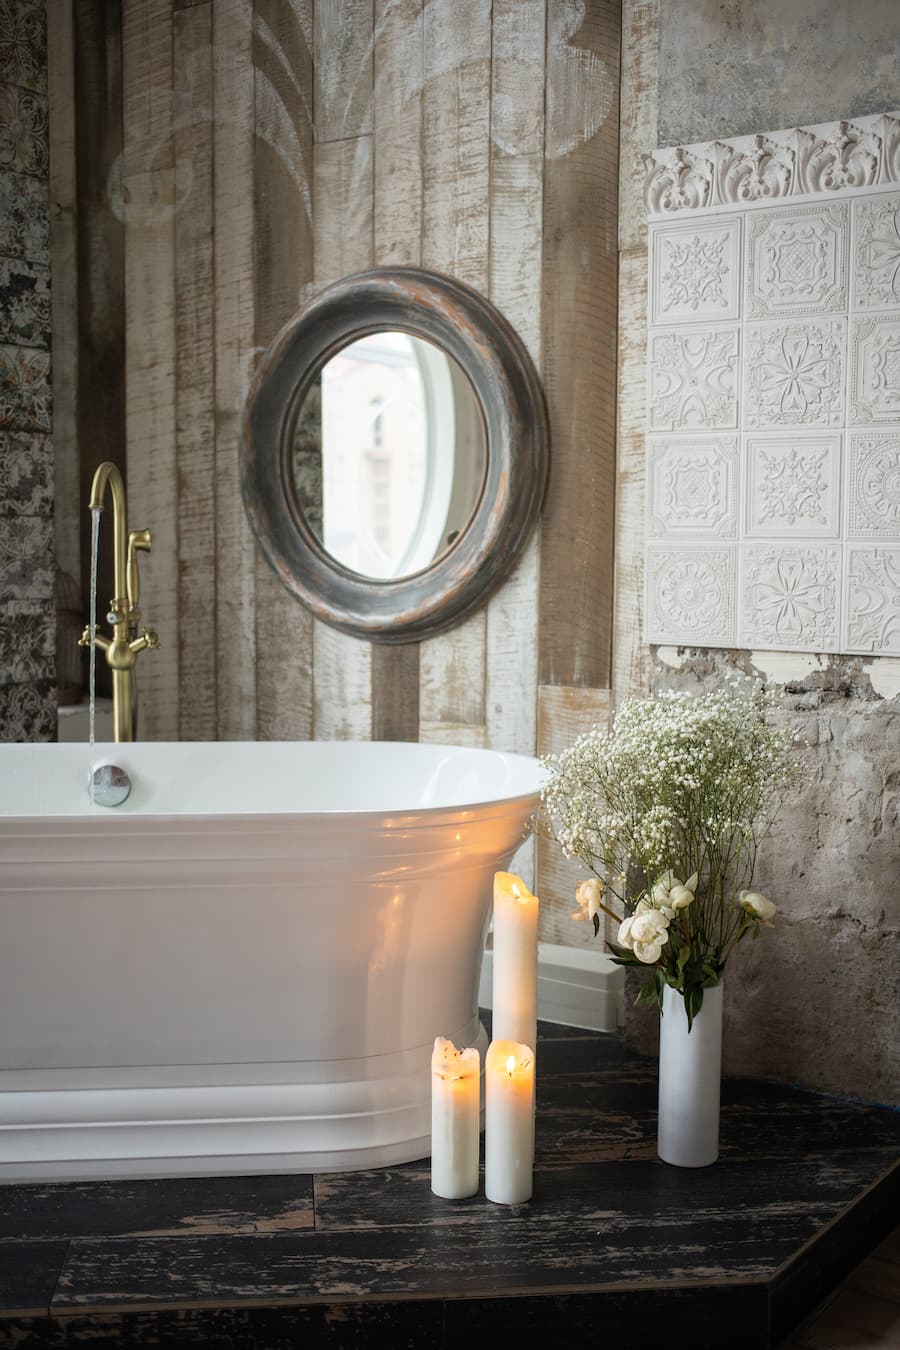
[{"xmin": 78, "ymin": 461, "xmax": 159, "ymax": 742}]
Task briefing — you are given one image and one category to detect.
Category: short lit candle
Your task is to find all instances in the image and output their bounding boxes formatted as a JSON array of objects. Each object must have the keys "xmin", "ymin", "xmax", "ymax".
[
  {"xmin": 430, "ymin": 1037, "xmax": 481, "ymax": 1199},
  {"xmin": 492, "ymin": 871, "xmax": 539, "ymax": 1051},
  {"xmin": 485, "ymin": 1039, "xmax": 535, "ymax": 1204}
]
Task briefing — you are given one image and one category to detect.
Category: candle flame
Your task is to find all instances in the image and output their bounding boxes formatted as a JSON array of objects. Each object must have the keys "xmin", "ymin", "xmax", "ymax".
[{"xmin": 506, "ymin": 1054, "xmax": 516, "ymax": 1075}]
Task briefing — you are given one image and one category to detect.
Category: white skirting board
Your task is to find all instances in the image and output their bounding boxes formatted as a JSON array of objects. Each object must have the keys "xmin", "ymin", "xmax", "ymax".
[{"xmin": 479, "ymin": 940, "xmax": 625, "ymax": 1033}]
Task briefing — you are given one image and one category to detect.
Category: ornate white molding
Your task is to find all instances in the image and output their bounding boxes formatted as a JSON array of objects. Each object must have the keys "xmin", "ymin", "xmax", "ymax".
[{"xmin": 644, "ymin": 112, "xmax": 900, "ymax": 219}]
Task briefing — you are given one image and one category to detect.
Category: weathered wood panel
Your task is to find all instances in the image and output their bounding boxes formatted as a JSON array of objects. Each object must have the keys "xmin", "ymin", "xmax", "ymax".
[
  {"xmin": 538, "ymin": 0, "xmax": 620, "ymax": 691},
  {"xmin": 312, "ymin": 133, "xmax": 374, "ymax": 741},
  {"xmin": 536, "ymin": 682, "xmax": 611, "ymax": 945},
  {"xmin": 122, "ymin": 0, "xmax": 178, "ymax": 740},
  {"xmin": 314, "ymin": 0, "xmax": 374, "ymax": 143},
  {"xmin": 618, "ymin": 0, "xmax": 658, "ymax": 254},
  {"xmin": 612, "ymin": 247, "xmax": 652, "ymax": 707},
  {"xmin": 418, "ymin": 0, "xmax": 492, "ymax": 748},
  {"xmin": 253, "ymin": 0, "xmax": 315, "ymax": 742},
  {"xmin": 47, "ymin": 0, "xmax": 79, "ymax": 587},
  {"xmin": 174, "ymin": 2, "xmax": 216, "ymax": 741},
  {"xmin": 212, "ymin": 0, "xmax": 257, "ymax": 739},
  {"xmin": 74, "ymin": 0, "xmax": 125, "ymax": 700},
  {"xmin": 370, "ymin": 0, "xmax": 423, "ymax": 741},
  {"xmin": 612, "ymin": 1, "xmax": 658, "ymax": 707}
]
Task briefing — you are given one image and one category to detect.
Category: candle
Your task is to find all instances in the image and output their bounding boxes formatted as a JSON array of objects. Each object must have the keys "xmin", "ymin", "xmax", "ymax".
[
  {"xmin": 492, "ymin": 871, "xmax": 539, "ymax": 1051},
  {"xmin": 485, "ymin": 1039, "xmax": 535, "ymax": 1204},
  {"xmin": 430, "ymin": 1037, "xmax": 481, "ymax": 1199}
]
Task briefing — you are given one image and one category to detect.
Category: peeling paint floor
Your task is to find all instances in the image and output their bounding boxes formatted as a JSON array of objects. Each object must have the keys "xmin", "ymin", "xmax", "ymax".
[{"xmin": 0, "ymin": 1019, "xmax": 897, "ymax": 1348}]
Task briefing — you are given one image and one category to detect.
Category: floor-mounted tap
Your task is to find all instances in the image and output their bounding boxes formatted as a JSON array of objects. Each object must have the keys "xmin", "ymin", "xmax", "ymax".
[{"xmin": 79, "ymin": 461, "xmax": 159, "ymax": 742}]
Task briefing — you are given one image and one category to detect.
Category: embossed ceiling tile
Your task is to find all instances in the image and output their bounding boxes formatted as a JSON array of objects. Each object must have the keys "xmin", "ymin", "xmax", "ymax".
[
  {"xmin": 844, "ymin": 545, "xmax": 900, "ymax": 655},
  {"xmin": 847, "ymin": 429, "xmax": 900, "ymax": 538},
  {"xmin": 744, "ymin": 432, "xmax": 841, "ymax": 539},
  {"xmin": 850, "ymin": 315, "xmax": 900, "ymax": 424},
  {"xmin": 744, "ymin": 318, "xmax": 845, "ymax": 429},
  {"xmin": 851, "ymin": 192, "xmax": 900, "ymax": 310},
  {"xmin": 645, "ymin": 543, "xmax": 736, "ymax": 646},
  {"xmin": 646, "ymin": 434, "xmax": 737, "ymax": 539},
  {"xmin": 741, "ymin": 542, "xmax": 841, "ymax": 652},
  {"xmin": 647, "ymin": 326, "xmax": 740, "ymax": 432},
  {"xmin": 746, "ymin": 202, "xmax": 848, "ymax": 318},
  {"xmin": 649, "ymin": 217, "xmax": 741, "ymax": 325}
]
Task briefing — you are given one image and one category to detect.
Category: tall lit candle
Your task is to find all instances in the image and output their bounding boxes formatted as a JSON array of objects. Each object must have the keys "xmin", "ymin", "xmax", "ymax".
[
  {"xmin": 492, "ymin": 871, "xmax": 539, "ymax": 1051},
  {"xmin": 485, "ymin": 1039, "xmax": 534, "ymax": 1204},
  {"xmin": 430, "ymin": 1037, "xmax": 481, "ymax": 1199}
]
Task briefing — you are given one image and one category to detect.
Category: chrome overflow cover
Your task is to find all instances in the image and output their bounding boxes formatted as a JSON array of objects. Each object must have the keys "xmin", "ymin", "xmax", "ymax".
[{"xmin": 89, "ymin": 762, "xmax": 132, "ymax": 808}]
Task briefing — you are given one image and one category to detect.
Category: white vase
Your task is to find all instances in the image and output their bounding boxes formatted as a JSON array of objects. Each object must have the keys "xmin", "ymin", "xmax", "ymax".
[{"xmin": 657, "ymin": 981, "xmax": 723, "ymax": 1167}]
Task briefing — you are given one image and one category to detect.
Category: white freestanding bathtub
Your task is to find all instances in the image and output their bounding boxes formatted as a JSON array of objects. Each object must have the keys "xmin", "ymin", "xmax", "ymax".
[{"xmin": 0, "ymin": 740, "xmax": 544, "ymax": 1182}]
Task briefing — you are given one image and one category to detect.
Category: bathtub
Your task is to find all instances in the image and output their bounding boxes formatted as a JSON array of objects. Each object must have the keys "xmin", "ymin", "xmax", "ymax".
[{"xmin": 0, "ymin": 740, "xmax": 544, "ymax": 1182}]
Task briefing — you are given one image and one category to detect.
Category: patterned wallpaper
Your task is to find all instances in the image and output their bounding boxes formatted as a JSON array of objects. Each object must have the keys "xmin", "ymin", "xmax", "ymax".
[
  {"xmin": 0, "ymin": 0, "xmax": 54, "ymax": 740},
  {"xmin": 643, "ymin": 112, "xmax": 900, "ymax": 656}
]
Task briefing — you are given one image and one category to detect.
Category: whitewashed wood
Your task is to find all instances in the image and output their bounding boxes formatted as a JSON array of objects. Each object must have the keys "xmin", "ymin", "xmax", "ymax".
[
  {"xmin": 47, "ymin": 0, "xmax": 79, "ymax": 584},
  {"xmin": 314, "ymin": 0, "xmax": 374, "ymax": 143},
  {"xmin": 371, "ymin": 0, "xmax": 424, "ymax": 741},
  {"xmin": 213, "ymin": 0, "xmax": 258, "ymax": 739},
  {"xmin": 173, "ymin": 2, "xmax": 216, "ymax": 741},
  {"xmin": 312, "ymin": 133, "xmax": 374, "ymax": 742},
  {"xmin": 418, "ymin": 0, "xmax": 491, "ymax": 748},
  {"xmin": 539, "ymin": 0, "xmax": 620, "ymax": 692},
  {"xmin": 618, "ymin": 0, "xmax": 658, "ymax": 252},
  {"xmin": 373, "ymin": 0, "xmax": 422, "ymax": 267},
  {"xmin": 122, "ymin": 1, "xmax": 178, "ymax": 740},
  {"xmin": 612, "ymin": 247, "xmax": 652, "ymax": 705},
  {"xmin": 485, "ymin": 148, "xmax": 543, "ymax": 756},
  {"xmin": 253, "ymin": 0, "xmax": 315, "ymax": 742},
  {"xmin": 418, "ymin": 720, "xmax": 486, "ymax": 749},
  {"xmin": 536, "ymin": 683, "xmax": 611, "ymax": 948}
]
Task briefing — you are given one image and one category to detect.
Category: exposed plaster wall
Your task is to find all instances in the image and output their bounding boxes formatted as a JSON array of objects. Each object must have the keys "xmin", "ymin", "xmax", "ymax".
[
  {"xmin": 616, "ymin": 0, "xmax": 900, "ymax": 1105},
  {"xmin": 657, "ymin": 0, "xmax": 900, "ymax": 147}
]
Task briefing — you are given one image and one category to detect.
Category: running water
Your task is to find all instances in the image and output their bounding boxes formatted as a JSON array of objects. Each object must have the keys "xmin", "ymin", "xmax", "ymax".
[{"xmin": 88, "ymin": 506, "xmax": 101, "ymax": 802}]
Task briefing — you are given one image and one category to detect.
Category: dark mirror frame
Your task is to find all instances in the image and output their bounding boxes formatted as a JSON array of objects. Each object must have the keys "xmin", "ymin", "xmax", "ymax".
[{"xmin": 241, "ymin": 266, "xmax": 550, "ymax": 644}]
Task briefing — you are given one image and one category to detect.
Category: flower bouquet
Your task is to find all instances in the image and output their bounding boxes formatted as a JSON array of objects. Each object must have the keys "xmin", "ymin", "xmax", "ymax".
[
  {"xmin": 541, "ymin": 682, "xmax": 805, "ymax": 1028},
  {"xmin": 542, "ymin": 682, "xmax": 805, "ymax": 1165}
]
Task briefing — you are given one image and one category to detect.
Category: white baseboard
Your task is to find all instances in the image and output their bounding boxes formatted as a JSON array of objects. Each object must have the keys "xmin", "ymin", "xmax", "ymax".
[{"xmin": 480, "ymin": 940, "xmax": 625, "ymax": 1034}]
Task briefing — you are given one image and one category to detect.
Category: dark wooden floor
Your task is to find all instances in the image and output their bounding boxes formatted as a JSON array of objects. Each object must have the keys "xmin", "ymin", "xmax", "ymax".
[{"xmin": 0, "ymin": 1019, "xmax": 897, "ymax": 1348}]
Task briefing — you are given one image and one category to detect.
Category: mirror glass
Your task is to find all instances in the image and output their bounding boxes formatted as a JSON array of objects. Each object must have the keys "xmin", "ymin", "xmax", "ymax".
[{"xmin": 291, "ymin": 332, "xmax": 486, "ymax": 581}]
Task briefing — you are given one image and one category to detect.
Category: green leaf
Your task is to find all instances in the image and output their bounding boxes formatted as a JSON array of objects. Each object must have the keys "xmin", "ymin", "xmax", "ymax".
[{"xmin": 592, "ymin": 912, "xmax": 601, "ymax": 938}]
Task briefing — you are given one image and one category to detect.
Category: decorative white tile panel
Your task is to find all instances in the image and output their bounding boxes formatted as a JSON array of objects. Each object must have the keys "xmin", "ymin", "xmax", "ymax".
[
  {"xmin": 741, "ymin": 544, "xmax": 840, "ymax": 651},
  {"xmin": 744, "ymin": 319, "xmax": 845, "ymax": 428},
  {"xmin": 647, "ymin": 435, "xmax": 738, "ymax": 538},
  {"xmin": 746, "ymin": 203, "xmax": 848, "ymax": 318},
  {"xmin": 745, "ymin": 433, "xmax": 841, "ymax": 538},
  {"xmin": 844, "ymin": 546, "xmax": 900, "ymax": 654},
  {"xmin": 645, "ymin": 109, "xmax": 900, "ymax": 655},
  {"xmin": 646, "ymin": 545, "xmax": 736, "ymax": 645},
  {"xmin": 650, "ymin": 217, "xmax": 741, "ymax": 325},
  {"xmin": 850, "ymin": 315, "xmax": 900, "ymax": 423},
  {"xmin": 648, "ymin": 327, "xmax": 739, "ymax": 432},
  {"xmin": 852, "ymin": 192, "xmax": 900, "ymax": 310},
  {"xmin": 847, "ymin": 430, "xmax": 900, "ymax": 537}
]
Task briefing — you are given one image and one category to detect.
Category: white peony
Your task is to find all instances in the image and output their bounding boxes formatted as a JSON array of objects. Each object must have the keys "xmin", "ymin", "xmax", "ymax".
[
  {"xmin": 739, "ymin": 890, "xmax": 777, "ymax": 925},
  {"xmin": 572, "ymin": 877, "xmax": 603, "ymax": 923}
]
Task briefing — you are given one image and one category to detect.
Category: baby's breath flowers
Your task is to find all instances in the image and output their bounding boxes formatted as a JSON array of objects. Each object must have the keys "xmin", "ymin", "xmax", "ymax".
[{"xmin": 540, "ymin": 682, "xmax": 806, "ymax": 1027}]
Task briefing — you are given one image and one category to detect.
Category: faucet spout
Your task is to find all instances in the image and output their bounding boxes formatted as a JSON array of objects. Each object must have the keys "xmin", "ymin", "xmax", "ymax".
[{"xmin": 79, "ymin": 461, "xmax": 157, "ymax": 742}]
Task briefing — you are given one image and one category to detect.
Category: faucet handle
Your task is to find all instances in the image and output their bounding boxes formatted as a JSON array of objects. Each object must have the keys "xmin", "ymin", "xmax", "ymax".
[
  {"xmin": 127, "ymin": 529, "xmax": 152, "ymax": 609},
  {"xmin": 130, "ymin": 627, "xmax": 160, "ymax": 655}
]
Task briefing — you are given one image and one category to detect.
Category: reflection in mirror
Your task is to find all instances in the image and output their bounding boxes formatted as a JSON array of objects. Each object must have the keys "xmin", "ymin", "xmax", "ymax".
[{"xmin": 291, "ymin": 333, "xmax": 486, "ymax": 582}]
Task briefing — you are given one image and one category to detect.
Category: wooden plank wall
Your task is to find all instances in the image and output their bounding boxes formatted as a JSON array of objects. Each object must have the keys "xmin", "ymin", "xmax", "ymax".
[{"xmin": 68, "ymin": 0, "xmax": 622, "ymax": 934}]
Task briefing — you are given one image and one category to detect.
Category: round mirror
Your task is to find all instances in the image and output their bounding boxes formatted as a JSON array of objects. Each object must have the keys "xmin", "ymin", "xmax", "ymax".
[
  {"xmin": 292, "ymin": 331, "xmax": 486, "ymax": 581},
  {"xmin": 242, "ymin": 267, "xmax": 549, "ymax": 643}
]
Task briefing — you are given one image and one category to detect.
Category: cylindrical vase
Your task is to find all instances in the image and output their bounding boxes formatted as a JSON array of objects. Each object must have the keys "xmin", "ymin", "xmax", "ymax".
[{"xmin": 657, "ymin": 981, "xmax": 723, "ymax": 1168}]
